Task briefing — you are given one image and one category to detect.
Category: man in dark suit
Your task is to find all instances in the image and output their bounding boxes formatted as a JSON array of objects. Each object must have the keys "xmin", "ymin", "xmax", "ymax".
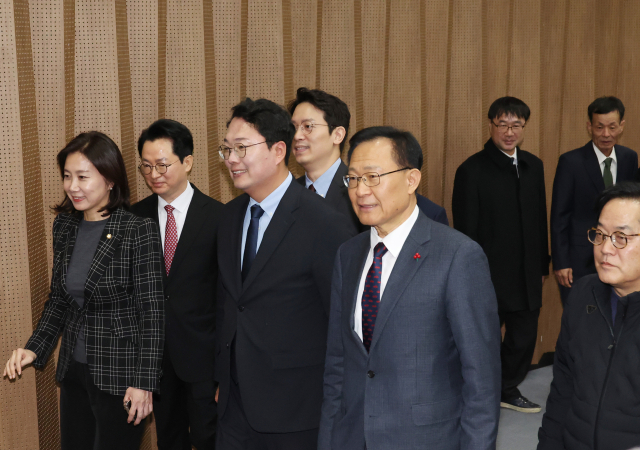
[
  {"xmin": 453, "ymin": 97, "xmax": 550, "ymax": 413},
  {"xmin": 131, "ymin": 119, "xmax": 223, "ymax": 450},
  {"xmin": 215, "ymin": 98, "xmax": 354, "ymax": 449},
  {"xmin": 287, "ymin": 87, "xmax": 361, "ymax": 233},
  {"xmin": 551, "ymin": 96, "xmax": 638, "ymax": 304},
  {"xmin": 287, "ymin": 87, "xmax": 449, "ymax": 228},
  {"xmin": 319, "ymin": 126, "xmax": 501, "ymax": 450}
]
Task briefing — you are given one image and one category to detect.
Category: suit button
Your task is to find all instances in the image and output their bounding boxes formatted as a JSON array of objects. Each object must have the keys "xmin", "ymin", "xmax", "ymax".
[
  {"xmin": 226, "ymin": 342, "xmax": 230, "ymax": 348},
  {"xmin": 367, "ymin": 370, "xmax": 375, "ymax": 378},
  {"xmin": 238, "ymin": 306, "xmax": 245, "ymax": 312}
]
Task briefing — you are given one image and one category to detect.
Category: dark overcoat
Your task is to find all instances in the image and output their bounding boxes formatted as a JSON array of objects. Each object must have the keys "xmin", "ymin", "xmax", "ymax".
[{"xmin": 452, "ymin": 138, "xmax": 550, "ymax": 312}]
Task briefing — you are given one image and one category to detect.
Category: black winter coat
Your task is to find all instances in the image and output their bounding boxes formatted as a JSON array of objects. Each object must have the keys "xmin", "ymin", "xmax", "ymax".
[
  {"xmin": 538, "ymin": 275, "xmax": 640, "ymax": 450},
  {"xmin": 452, "ymin": 139, "xmax": 550, "ymax": 312}
]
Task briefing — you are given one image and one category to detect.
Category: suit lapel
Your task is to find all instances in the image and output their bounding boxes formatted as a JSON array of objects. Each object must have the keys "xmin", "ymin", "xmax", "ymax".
[
  {"xmin": 241, "ymin": 182, "xmax": 299, "ymax": 292},
  {"xmin": 60, "ymin": 214, "xmax": 81, "ymax": 303},
  {"xmin": 167, "ymin": 187, "xmax": 207, "ymax": 282},
  {"xmin": 582, "ymin": 143, "xmax": 606, "ymax": 192},
  {"xmin": 223, "ymin": 195, "xmax": 249, "ymax": 299},
  {"xmin": 346, "ymin": 235, "xmax": 372, "ymax": 354},
  {"xmin": 324, "ymin": 160, "xmax": 348, "ymax": 204},
  {"xmin": 84, "ymin": 209, "xmax": 124, "ymax": 304},
  {"xmin": 369, "ymin": 214, "xmax": 432, "ymax": 353}
]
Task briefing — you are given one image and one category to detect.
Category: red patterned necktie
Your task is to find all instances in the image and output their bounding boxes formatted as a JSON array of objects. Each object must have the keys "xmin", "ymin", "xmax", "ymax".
[
  {"xmin": 362, "ymin": 243, "xmax": 388, "ymax": 352},
  {"xmin": 164, "ymin": 205, "xmax": 178, "ymax": 275},
  {"xmin": 309, "ymin": 184, "xmax": 316, "ymax": 193}
]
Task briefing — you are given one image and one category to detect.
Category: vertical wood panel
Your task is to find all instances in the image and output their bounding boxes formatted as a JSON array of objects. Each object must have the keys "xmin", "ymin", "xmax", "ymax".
[
  {"xmin": 0, "ymin": 2, "xmax": 40, "ymax": 448},
  {"xmin": 616, "ymin": 0, "xmax": 640, "ymax": 151},
  {"xmin": 203, "ymin": 0, "xmax": 221, "ymax": 201},
  {"xmin": 290, "ymin": 0, "xmax": 317, "ymax": 93},
  {"xmin": 360, "ymin": 0, "xmax": 385, "ymax": 129}
]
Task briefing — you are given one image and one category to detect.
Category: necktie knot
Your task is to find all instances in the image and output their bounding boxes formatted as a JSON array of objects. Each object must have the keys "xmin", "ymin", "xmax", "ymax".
[
  {"xmin": 250, "ymin": 204, "xmax": 264, "ymax": 220},
  {"xmin": 165, "ymin": 204, "xmax": 175, "ymax": 214},
  {"xmin": 374, "ymin": 242, "xmax": 388, "ymax": 259},
  {"xmin": 604, "ymin": 157, "xmax": 613, "ymax": 169},
  {"xmin": 309, "ymin": 184, "xmax": 316, "ymax": 193},
  {"xmin": 603, "ymin": 157, "xmax": 614, "ymax": 188}
]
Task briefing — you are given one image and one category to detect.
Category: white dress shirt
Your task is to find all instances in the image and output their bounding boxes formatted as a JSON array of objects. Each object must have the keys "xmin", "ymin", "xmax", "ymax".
[
  {"xmin": 593, "ymin": 142, "xmax": 617, "ymax": 184},
  {"xmin": 354, "ymin": 205, "xmax": 420, "ymax": 341},
  {"xmin": 157, "ymin": 181, "xmax": 194, "ymax": 247}
]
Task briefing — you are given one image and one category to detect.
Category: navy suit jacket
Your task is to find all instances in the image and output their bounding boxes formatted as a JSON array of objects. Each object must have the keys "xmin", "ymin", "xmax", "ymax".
[
  {"xmin": 319, "ymin": 212, "xmax": 501, "ymax": 450},
  {"xmin": 551, "ymin": 142, "xmax": 637, "ymax": 278}
]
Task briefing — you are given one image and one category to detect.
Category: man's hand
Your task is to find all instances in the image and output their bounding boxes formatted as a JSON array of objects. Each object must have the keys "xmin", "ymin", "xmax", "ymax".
[
  {"xmin": 124, "ymin": 387, "xmax": 153, "ymax": 425},
  {"xmin": 554, "ymin": 268, "xmax": 573, "ymax": 288},
  {"xmin": 3, "ymin": 348, "xmax": 36, "ymax": 380}
]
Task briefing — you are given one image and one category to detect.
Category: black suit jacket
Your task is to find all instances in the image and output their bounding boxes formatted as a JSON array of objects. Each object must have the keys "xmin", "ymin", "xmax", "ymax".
[
  {"xmin": 452, "ymin": 139, "xmax": 550, "ymax": 312},
  {"xmin": 551, "ymin": 142, "xmax": 638, "ymax": 278},
  {"xmin": 215, "ymin": 179, "xmax": 354, "ymax": 433},
  {"xmin": 25, "ymin": 208, "xmax": 164, "ymax": 395},
  {"xmin": 297, "ymin": 160, "xmax": 364, "ymax": 234},
  {"xmin": 131, "ymin": 185, "xmax": 223, "ymax": 382}
]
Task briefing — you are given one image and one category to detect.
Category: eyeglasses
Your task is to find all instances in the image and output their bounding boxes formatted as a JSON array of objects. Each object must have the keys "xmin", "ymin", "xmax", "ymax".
[
  {"xmin": 218, "ymin": 141, "xmax": 269, "ymax": 160},
  {"xmin": 492, "ymin": 121, "xmax": 525, "ymax": 133},
  {"xmin": 294, "ymin": 121, "xmax": 330, "ymax": 136},
  {"xmin": 588, "ymin": 227, "xmax": 640, "ymax": 249},
  {"xmin": 343, "ymin": 167, "xmax": 411, "ymax": 189},
  {"xmin": 139, "ymin": 159, "xmax": 180, "ymax": 175}
]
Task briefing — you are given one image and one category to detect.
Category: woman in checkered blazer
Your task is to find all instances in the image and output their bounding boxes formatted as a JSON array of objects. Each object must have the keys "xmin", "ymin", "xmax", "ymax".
[{"xmin": 4, "ymin": 132, "xmax": 164, "ymax": 450}]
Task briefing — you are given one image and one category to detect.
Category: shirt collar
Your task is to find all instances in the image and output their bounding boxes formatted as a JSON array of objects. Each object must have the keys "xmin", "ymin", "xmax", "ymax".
[
  {"xmin": 500, "ymin": 147, "xmax": 518, "ymax": 164},
  {"xmin": 248, "ymin": 173, "xmax": 293, "ymax": 219},
  {"xmin": 305, "ymin": 158, "xmax": 342, "ymax": 198},
  {"xmin": 593, "ymin": 142, "xmax": 617, "ymax": 164},
  {"xmin": 158, "ymin": 181, "xmax": 194, "ymax": 213},
  {"xmin": 369, "ymin": 205, "xmax": 420, "ymax": 258}
]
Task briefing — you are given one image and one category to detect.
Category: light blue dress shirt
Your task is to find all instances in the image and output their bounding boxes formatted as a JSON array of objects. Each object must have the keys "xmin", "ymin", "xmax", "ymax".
[
  {"xmin": 240, "ymin": 172, "xmax": 293, "ymax": 267},
  {"xmin": 304, "ymin": 158, "xmax": 342, "ymax": 198}
]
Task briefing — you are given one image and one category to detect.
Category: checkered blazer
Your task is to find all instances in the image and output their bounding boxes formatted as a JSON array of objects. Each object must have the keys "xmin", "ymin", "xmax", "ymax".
[{"xmin": 25, "ymin": 208, "xmax": 165, "ymax": 396}]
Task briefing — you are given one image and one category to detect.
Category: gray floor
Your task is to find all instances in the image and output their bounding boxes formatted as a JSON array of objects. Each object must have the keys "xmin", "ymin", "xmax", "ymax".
[{"xmin": 497, "ymin": 366, "xmax": 553, "ymax": 450}]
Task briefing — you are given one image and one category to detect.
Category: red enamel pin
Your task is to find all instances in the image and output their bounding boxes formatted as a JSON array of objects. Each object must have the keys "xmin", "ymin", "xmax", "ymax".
[{"xmin": 413, "ymin": 252, "xmax": 421, "ymax": 260}]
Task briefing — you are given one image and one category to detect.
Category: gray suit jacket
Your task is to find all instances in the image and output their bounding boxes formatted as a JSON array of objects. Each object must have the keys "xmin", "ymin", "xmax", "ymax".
[{"xmin": 319, "ymin": 212, "xmax": 501, "ymax": 450}]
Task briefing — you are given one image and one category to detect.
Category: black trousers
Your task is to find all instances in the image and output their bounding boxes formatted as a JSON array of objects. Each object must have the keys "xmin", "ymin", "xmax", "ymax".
[
  {"xmin": 60, "ymin": 360, "xmax": 144, "ymax": 450},
  {"xmin": 216, "ymin": 381, "xmax": 318, "ymax": 450},
  {"xmin": 499, "ymin": 308, "xmax": 540, "ymax": 399},
  {"xmin": 154, "ymin": 353, "xmax": 217, "ymax": 450}
]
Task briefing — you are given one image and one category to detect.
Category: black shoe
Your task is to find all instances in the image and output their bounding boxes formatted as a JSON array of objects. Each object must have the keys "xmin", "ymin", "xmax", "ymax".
[{"xmin": 500, "ymin": 396, "xmax": 541, "ymax": 413}]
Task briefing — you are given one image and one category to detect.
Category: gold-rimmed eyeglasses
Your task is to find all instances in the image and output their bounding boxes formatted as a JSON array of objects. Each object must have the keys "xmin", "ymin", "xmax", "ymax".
[
  {"xmin": 294, "ymin": 121, "xmax": 330, "ymax": 135},
  {"xmin": 492, "ymin": 121, "xmax": 525, "ymax": 133},
  {"xmin": 218, "ymin": 141, "xmax": 269, "ymax": 160},
  {"xmin": 139, "ymin": 159, "xmax": 180, "ymax": 175},
  {"xmin": 343, "ymin": 167, "xmax": 411, "ymax": 189},
  {"xmin": 588, "ymin": 227, "xmax": 640, "ymax": 249}
]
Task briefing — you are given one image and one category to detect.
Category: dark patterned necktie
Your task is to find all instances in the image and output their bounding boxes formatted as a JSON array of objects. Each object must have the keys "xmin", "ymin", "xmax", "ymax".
[
  {"xmin": 164, "ymin": 205, "xmax": 177, "ymax": 275},
  {"xmin": 362, "ymin": 243, "xmax": 388, "ymax": 352},
  {"xmin": 603, "ymin": 157, "xmax": 613, "ymax": 188},
  {"xmin": 242, "ymin": 204, "xmax": 264, "ymax": 282},
  {"xmin": 309, "ymin": 184, "xmax": 316, "ymax": 193}
]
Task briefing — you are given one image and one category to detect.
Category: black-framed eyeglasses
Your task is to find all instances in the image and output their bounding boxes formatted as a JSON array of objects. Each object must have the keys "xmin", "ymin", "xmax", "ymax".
[
  {"xmin": 492, "ymin": 121, "xmax": 525, "ymax": 133},
  {"xmin": 139, "ymin": 159, "xmax": 180, "ymax": 175},
  {"xmin": 588, "ymin": 227, "xmax": 640, "ymax": 249},
  {"xmin": 294, "ymin": 120, "xmax": 330, "ymax": 135},
  {"xmin": 343, "ymin": 167, "xmax": 411, "ymax": 189},
  {"xmin": 218, "ymin": 141, "xmax": 269, "ymax": 160}
]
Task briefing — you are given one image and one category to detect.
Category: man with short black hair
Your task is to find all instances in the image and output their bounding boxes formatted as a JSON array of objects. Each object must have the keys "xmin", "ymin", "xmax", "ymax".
[
  {"xmin": 132, "ymin": 119, "xmax": 223, "ymax": 449},
  {"xmin": 539, "ymin": 181, "xmax": 640, "ymax": 450},
  {"xmin": 319, "ymin": 126, "xmax": 500, "ymax": 450},
  {"xmin": 216, "ymin": 98, "xmax": 354, "ymax": 450},
  {"xmin": 551, "ymin": 96, "xmax": 638, "ymax": 304},
  {"xmin": 453, "ymin": 97, "xmax": 550, "ymax": 413},
  {"xmin": 288, "ymin": 87, "xmax": 448, "ymax": 228}
]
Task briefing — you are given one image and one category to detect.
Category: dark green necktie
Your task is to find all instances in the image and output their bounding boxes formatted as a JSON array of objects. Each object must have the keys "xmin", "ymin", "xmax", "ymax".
[{"xmin": 603, "ymin": 158, "xmax": 613, "ymax": 188}]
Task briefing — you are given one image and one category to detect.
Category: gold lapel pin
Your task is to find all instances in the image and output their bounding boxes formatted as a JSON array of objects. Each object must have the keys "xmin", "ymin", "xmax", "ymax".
[{"xmin": 106, "ymin": 234, "xmax": 112, "ymax": 239}]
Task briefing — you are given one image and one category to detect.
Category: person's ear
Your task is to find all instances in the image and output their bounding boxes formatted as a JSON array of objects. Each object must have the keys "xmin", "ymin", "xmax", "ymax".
[
  {"xmin": 183, "ymin": 155, "xmax": 194, "ymax": 174},
  {"xmin": 272, "ymin": 141, "xmax": 287, "ymax": 166},
  {"xmin": 407, "ymin": 168, "xmax": 421, "ymax": 195},
  {"xmin": 332, "ymin": 126, "xmax": 346, "ymax": 146}
]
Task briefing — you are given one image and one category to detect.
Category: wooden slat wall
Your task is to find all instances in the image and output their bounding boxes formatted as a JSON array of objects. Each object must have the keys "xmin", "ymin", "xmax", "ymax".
[{"xmin": 3, "ymin": 0, "xmax": 640, "ymax": 448}]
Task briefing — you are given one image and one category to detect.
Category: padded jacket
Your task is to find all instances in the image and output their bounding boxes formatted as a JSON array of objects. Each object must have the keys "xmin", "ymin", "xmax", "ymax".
[{"xmin": 538, "ymin": 274, "xmax": 640, "ymax": 450}]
